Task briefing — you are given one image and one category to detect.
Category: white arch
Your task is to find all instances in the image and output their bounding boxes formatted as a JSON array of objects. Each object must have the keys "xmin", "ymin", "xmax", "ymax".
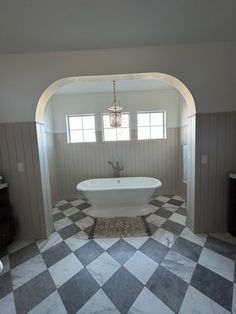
[{"xmin": 35, "ymin": 72, "xmax": 196, "ymax": 122}]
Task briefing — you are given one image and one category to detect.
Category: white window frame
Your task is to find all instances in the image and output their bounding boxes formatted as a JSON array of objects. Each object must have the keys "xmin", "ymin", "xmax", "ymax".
[
  {"xmin": 66, "ymin": 114, "xmax": 96, "ymax": 143},
  {"xmin": 137, "ymin": 110, "xmax": 167, "ymax": 140},
  {"xmin": 101, "ymin": 112, "xmax": 131, "ymax": 142}
]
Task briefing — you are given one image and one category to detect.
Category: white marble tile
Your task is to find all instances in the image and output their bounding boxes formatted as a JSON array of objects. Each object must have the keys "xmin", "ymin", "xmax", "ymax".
[
  {"xmin": 29, "ymin": 291, "xmax": 67, "ymax": 314},
  {"xmin": 63, "ymin": 206, "xmax": 79, "ymax": 216},
  {"xmin": 55, "ymin": 200, "xmax": 68, "ymax": 207},
  {"xmin": 78, "ymin": 289, "xmax": 120, "ymax": 314},
  {"xmin": 94, "ymin": 238, "xmax": 119, "ymax": 250},
  {"xmin": 152, "ymin": 228, "xmax": 177, "ymax": 248},
  {"xmin": 172, "ymin": 195, "xmax": 184, "ymax": 201},
  {"xmin": 128, "ymin": 287, "xmax": 174, "ymax": 314},
  {"xmin": 180, "ymin": 227, "xmax": 207, "ymax": 247},
  {"xmin": 54, "ymin": 217, "xmax": 73, "ymax": 231},
  {"xmin": 49, "ymin": 253, "xmax": 83, "ymax": 288},
  {"xmin": 124, "ymin": 251, "xmax": 158, "ymax": 284},
  {"xmin": 7, "ymin": 240, "xmax": 33, "ymax": 254},
  {"xmin": 232, "ymin": 284, "xmax": 236, "ymax": 314},
  {"xmin": 169, "ymin": 213, "xmax": 186, "ymax": 225},
  {"xmin": 65, "ymin": 232, "xmax": 89, "ymax": 251},
  {"xmin": 209, "ymin": 233, "xmax": 236, "ymax": 246},
  {"xmin": 179, "ymin": 286, "xmax": 230, "ymax": 314},
  {"xmin": 12, "ymin": 254, "xmax": 47, "ymax": 289},
  {"xmin": 161, "ymin": 250, "xmax": 196, "ymax": 283},
  {"xmin": 75, "ymin": 216, "xmax": 94, "ymax": 230},
  {"xmin": 70, "ymin": 199, "xmax": 84, "ymax": 206},
  {"xmin": 0, "ymin": 293, "xmax": 16, "ymax": 314},
  {"xmin": 148, "ymin": 204, "xmax": 159, "ymax": 213},
  {"xmin": 162, "ymin": 203, "xmax": 179, "ymax": 212},
  {"xmin": 123, "ymin": 236, "xmax": 149, "ymax": 249},
  {"xmin": 146, "ymin": 214, "xmax": 166, "ymax": 227},
  {"xmin": 198, "ymin": 248, "xmax": 234, "ymax": 282},
  {"xmin": 36, "ymin": 232, "xmax": 63, "ymax": 253},
  {"xmin": 0, "ymin": 255, "xmax": 10, "ymax": 275},
  {"xmin": 155, "ymin": 196, "xmax": 171, "ymax": 203},
  {"xmin": 87, "ymin": 252, "xmax": 120, "ymax": 286},
  {"xmin": 52, "ymin": 207, "xmax": 60, "ymax": 215}
]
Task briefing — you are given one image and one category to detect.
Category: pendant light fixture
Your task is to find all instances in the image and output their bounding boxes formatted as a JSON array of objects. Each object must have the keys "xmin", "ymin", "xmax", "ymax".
[{"xmin": 108, "ymin": 80, "xmax": 123, "ymax": 128}]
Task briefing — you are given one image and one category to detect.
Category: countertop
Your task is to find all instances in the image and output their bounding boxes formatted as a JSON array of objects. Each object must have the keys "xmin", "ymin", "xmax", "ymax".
[{"xmin": 0, "ymin": 183, "xmax": 8, "ymax": 190}]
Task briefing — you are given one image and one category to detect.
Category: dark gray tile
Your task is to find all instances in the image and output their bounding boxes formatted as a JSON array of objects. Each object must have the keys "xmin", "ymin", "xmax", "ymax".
[
  {"xmin": 77, "ymin": 202, "xmax": 91, "ymax": 211},
  {"xmin": 9, "ymin": 243, "xmax": 39, "ymax": 268},
  {"xmin": 58, "ymin": 203, "xmax": 72, "ymax": 211},
  {"xmin": 74, "ymin": 240, "xmax": 103, "ymax": 266},
  {"xmin": 58, "ymin": 269, "xmax": 99, "ymax": 313},
  {"xmin": 58, "ymin": 224, "xmax": 80, "ymax": 240},
  {"xmin": 14, "ymin": 270, "xmax": 56, "ymax": 314},
  {"xmin": 139, "ymin": 238, "xmax": 169, "ymax": 263},
  {"xmin": 172, "ymin": 237, "xmax": 202, "ymax": 262},
  {"xmin": 83, "ymin": 225, "xmax": 93, "ymax": 237},
  {"xmin": 190, "ymin": 264, "xmax": 233, "ymax": 311},
  {"xmin": 103, "ymin": 267, "xmax": 143, "ymax": 314},
  {"xmin": 167, "ymin": 199, "xmax": 184, "ymax": 206},
  {"xmin": 53, "ymin": 212, "xmax": 65, "ymax": 222},
  {"xmin": 146, "ymin": 265, "xmax": 188, "ymax": 313},
  {"xmin": 42, "ymin": 242, "xmax": 71, "ymax": 267},
  {"xmin": 69, "ymin": 211, "xmax": 87, "ymax": 222},
  {"xmin": 175, "ymin": 207, "xmax": 187, "ymax": 216},
  {"xmin": 205, "ymin": 236, "xmax": 236, "ymax": 260},
  {"xmin": 149, "ymin": 199, "xmax": 165, "ymax": 207},
  {"xmin": 147, "ymin": 223, "xmax": 158, "ymax": 235},
  {"xmin": 155, "ymin": 208, "xmax": 173, "ymax": 218},
  {"xmin": 0, "ymin": 271, "xmax": 12, "ymax": 299},
  {"xmin": 107, "ymin": 239, "xmax": 136, "ymax": 265},
  {"xmin": 162, "ymin": 220, "xmax": 185, "ymax": 235}
]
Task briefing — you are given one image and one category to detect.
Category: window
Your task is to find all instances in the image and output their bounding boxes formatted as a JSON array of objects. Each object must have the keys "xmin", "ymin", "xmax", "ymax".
[
  {"xmin": 67, "ymin": 114, "xmax": 96, "ymax": 143},
  {"xmin": 102, "ymin": 113, "xmax": 130, "ymax": 141},
  {"xmin": 137, "ymin": 111, "xmax": 166, "ymax": 140}
]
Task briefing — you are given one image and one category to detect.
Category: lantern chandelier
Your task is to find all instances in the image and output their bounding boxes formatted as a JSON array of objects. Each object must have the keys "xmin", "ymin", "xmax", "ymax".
[{"xmin": 108, "ymin": 80, "xmax": 123, "ymax": 128}]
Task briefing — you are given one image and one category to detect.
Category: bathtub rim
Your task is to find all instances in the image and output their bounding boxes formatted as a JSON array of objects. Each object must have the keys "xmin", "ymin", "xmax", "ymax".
[{"xmin": 77, "ymin": 177, "xmax": 162, "ymax": 192}]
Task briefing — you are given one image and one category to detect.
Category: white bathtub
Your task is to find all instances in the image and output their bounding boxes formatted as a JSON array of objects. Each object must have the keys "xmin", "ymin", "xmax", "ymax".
[{"xmin": 77, "ymin": 177, "xmax": 162, "ymax": 217}]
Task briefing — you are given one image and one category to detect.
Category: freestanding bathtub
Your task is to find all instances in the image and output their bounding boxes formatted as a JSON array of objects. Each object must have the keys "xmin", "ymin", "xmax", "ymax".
[{"xmin": 77, "ymin": 177, "xmax": 162, "ymax": 217}]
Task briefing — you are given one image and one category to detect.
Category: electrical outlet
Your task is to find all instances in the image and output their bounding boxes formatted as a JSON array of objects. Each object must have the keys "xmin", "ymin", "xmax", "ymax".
[{"xmin": 17, "ymin": 162, "xmax": 24, "ymax": 172}]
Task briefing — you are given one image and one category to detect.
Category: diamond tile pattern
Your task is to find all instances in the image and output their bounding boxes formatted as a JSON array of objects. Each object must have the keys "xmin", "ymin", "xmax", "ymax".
[{"xmin": 0, "ymin": 195, "xmax": 235, "ymax": 314}]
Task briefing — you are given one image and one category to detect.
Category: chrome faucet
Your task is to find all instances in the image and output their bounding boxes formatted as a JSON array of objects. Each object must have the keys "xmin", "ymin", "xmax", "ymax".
[{"xmin": 108, "ymin": 161, "xmax": 124, "ymax": 178}]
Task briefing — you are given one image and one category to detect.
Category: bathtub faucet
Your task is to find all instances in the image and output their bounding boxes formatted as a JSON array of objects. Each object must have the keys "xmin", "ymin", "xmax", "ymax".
[{"xmin": 108, "ymin": 161, "xmax": 123, "ymax": 178}]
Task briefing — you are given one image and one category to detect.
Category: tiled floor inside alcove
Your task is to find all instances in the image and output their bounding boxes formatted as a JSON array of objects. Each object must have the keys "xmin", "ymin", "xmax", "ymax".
[{"xmin": 0, "ymin": 195, "xmax": 236, "ymax": 314}]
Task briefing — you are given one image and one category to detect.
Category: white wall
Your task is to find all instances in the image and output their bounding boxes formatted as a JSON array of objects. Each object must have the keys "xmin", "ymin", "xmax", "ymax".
[
  {"xmin": 49, "ymin": 89, "xmax": 180, "ymax": 133},
  {"xmin": 0, "ymin": 42, "xmax": 236, "ymax": 124}
]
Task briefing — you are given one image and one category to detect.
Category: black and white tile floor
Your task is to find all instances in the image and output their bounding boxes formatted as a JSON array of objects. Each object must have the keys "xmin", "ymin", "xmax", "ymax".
[{"xmin": 0, "ymin": 195, "xmax": 236, "ymax": 314}]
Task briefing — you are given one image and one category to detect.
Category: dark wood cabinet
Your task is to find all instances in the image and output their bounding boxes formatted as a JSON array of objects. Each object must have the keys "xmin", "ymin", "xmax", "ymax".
[{"xmin": 0, "ymin": 185, "xmax": 15, "ymax": 249}]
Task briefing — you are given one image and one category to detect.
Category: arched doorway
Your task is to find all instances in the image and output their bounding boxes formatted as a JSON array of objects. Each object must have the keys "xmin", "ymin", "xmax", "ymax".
[{"xmin": 35, "ymin": 72, "xmax": 196, "ymax": 235}]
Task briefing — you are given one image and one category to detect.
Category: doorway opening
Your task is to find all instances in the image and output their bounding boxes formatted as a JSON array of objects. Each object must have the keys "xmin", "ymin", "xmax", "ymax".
[{"xmin": 35, "ymin": 73, "xmax": 196, "ymax": 236}]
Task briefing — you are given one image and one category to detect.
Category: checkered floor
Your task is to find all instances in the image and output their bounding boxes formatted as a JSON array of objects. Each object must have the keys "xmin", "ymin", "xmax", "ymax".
[{"xmin": 0, "ymin": 195, "xmax": 236, "ymax": 314}]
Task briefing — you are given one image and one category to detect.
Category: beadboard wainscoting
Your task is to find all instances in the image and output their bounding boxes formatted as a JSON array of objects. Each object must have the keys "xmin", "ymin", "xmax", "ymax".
[
  {"xmin": 46, "ymin": 127, "xmax": 185, "ymax": 202},
  {"xmin": 194, "ymin": 112, "xmax": 236, "ymax": 233},
  {"xmin": 0, "ymin": 122, "xmax": 50, "ymax": 240}
]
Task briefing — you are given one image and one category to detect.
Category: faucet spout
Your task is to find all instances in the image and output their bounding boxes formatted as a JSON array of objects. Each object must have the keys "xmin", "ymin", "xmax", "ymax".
[{"xmin": 108, "ymin": 160, "xmax": 124, "ymax": 178}]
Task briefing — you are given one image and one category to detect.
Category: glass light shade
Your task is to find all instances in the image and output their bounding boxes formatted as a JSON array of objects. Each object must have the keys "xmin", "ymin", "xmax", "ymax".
[{"xmin": 108, "ymin": 102, "xmax": 123, "ymax": 128}]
